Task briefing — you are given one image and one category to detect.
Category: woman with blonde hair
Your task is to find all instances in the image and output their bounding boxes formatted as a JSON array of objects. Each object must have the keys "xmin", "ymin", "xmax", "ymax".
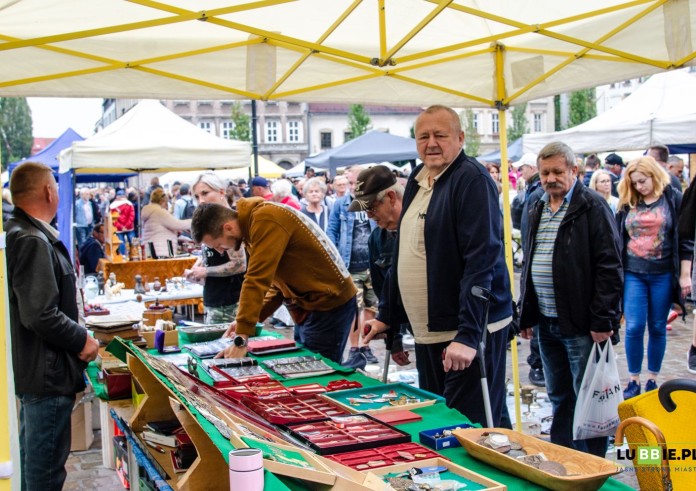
[
  {"xmin": 141, "ymin": 188, "xmax": 191, "ymax": 257},
  {"xmin": 589, "ymin": 169, "xmax": 620, "ymax": 214},
  {"xmin": 616, "ymin": 156, "xmax": 692, "ymax": 399}
]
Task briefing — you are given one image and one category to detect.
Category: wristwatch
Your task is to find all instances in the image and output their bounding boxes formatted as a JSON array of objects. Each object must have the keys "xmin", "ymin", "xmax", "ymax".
[{"xmin": 233, "ymin": 335, "xmax": 248, "ymax": 348}]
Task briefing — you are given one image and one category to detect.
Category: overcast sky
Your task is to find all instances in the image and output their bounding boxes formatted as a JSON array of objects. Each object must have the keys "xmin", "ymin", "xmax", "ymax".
[{"xmin": 27, "ymin": 97, "xmax": 103, "ymax": 139}]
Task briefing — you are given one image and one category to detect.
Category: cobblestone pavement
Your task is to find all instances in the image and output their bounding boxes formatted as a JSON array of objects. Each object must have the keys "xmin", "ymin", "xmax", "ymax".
[{"xmin": 65, "ymin": 299, "xmax": 696, "ymax": 490}]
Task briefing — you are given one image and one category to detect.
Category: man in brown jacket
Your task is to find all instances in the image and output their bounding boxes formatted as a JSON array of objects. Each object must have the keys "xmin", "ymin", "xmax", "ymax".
[{"xmin": 192, "ymin": 198, "xmax": 357, "ymax": 362}]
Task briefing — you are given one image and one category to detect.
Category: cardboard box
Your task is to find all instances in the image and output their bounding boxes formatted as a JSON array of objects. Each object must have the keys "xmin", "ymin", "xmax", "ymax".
[{"xmin": 71, "ymin": 391, "xmax": 94, "ymax": 451}]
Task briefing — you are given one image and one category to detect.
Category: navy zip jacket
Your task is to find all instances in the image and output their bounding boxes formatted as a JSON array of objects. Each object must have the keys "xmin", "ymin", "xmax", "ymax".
[{"xmin": 377, "ymin": 150, "xmax": 512, "ymax": 350}]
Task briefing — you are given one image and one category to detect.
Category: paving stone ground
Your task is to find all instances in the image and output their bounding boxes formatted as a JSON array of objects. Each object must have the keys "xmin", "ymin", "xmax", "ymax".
[{"xmin": 64, "ymin": 289, "xmax": 696, "ymax": 490}]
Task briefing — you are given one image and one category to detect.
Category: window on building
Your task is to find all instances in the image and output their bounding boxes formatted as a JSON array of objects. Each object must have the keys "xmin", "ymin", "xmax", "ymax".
[
  {"xmin": 473, "ymin": 112, "xmax": 479, "ymax": 132},
  {"xmin": 198, "ymin": 121, "xmax": 212, "ymax": 134},
  {"xmin": 533, "ymin": 113, "xmax": 542, "ymax": 132},
  {"xmin": 287, "ymin": 120, "xmax": 302, "ymax": 143},
  {"xmin": 222, "ymin": 121, "xmax": 234, "ymax": 139},
  {"xmin": 344, "ymin": 131, "xmax": 352, "ymax": 143},
  {"xmin": 265, "ymin": 120, "xmax": 279, "ymax": 143},
  {"xmin": 491, "ymin": 113, "xmax": 499, "ymax": 134},
  {"xmin": 320, "ymin": 131, "xmax": 332, "ymax": 149}
]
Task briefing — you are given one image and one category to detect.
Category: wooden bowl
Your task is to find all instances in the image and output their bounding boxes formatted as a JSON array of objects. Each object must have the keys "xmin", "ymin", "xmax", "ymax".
[{"xmin": 453, "ymin": 428, "xmax": 620, "ymax": 491}]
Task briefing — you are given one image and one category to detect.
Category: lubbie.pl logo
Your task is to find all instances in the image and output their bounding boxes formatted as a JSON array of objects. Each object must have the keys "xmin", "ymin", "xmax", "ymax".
[{"xmin": 615, "ymin": 445, "xmax": 696, "ymax": 473}]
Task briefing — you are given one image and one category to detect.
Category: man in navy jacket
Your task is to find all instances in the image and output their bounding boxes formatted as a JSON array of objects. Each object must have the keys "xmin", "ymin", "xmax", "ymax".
[{"xmin": 364, "ymin": 105, "xmax": 512, "ymax": 427}]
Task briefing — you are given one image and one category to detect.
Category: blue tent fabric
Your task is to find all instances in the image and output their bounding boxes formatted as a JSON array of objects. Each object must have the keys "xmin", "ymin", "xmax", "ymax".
[
  {"xmin": 478, "ymin": 137, "xmax": 523, "ymax": 164},
  {"xmin": 305, "ymin": 130, "xmax": 418, "ymax": 174},
  {"xmin": 8, "ymin": 128, "xmax": 84, "ymax": 172}
]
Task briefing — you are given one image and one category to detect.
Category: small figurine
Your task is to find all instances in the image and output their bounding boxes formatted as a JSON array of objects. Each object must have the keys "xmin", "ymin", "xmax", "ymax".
[
  {"xmin": 108, "ymin": 272, "xmax": 117, "ymax": 287},
  {"xmin": 97, "ymin": 271, "xmax": 105, "ymax": 295},
  {"xmin": 153, "ymin": 277, "xmax": 162, "ymax": 292},
  {"xmin": 134, "ymin": 274, "xmax": 146, "ymax": 294}
]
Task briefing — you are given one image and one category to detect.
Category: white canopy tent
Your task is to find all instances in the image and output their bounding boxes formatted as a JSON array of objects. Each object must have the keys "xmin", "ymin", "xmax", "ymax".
[
  {"xmin": 523, "ymin": 69, "xmax": 696, "ymax": 153},
  {"xmin": 58, "ymin": 100, "xmax": 250, "ymax": 173},
  {"xmin": 158, "ymin": 155, "xmax": 287, "ymax": 187}
]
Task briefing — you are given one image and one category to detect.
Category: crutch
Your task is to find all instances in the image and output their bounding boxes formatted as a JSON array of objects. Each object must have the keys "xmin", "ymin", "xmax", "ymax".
[{"xmin": 471, "ymin": 285, "xmax": 494, "ymax": 428}]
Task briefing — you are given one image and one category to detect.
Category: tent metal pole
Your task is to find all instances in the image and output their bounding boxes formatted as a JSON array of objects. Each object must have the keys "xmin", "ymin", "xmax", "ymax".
[
  {"xmin": 495, "ymin": 42, "xmax": 522, "ymax": 432},
  {"xmin": 251, "ymin": 100, "xmax": 259, "ymax": 177}
]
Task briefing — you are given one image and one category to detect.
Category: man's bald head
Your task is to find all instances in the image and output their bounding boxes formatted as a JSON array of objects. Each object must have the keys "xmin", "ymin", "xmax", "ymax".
[{"xmin": 10, "ymin": 162, "xmax": 54, "ymax": 206}]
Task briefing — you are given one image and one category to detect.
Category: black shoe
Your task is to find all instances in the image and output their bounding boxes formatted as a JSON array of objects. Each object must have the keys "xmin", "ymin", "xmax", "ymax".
[
  {"xmin": 688, "ymin": 346, "xmax": 696, "ymax": 375},
  {"xmin": 528, "ymin": 368, "xmax": 545, "ymax": 387},
  {"xmin": 360, "ymin": 346, "xmax": 379, "ymax": 364},
  {"xmin": 342, "ymin": 349, "xmax": 367, "ymax": 370}
]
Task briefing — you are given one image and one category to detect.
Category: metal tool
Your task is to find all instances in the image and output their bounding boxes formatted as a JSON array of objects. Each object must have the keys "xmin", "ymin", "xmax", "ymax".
[{"xmin": 471, "ymin": 285, "xmax": 494, "ymax": 428}]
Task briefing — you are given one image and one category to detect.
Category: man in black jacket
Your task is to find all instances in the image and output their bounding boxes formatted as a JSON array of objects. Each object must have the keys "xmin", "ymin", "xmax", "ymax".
[
  {"xmin": 6, "ymin": 162, "xmax": 100, "ymax": 491},
  {"xmin": 519, "ymin": 142, "xmax": 623, "ymax": 458},
  {"xmin": 364, "ymin": 105, "xmax": 512, "ymax": 427}
]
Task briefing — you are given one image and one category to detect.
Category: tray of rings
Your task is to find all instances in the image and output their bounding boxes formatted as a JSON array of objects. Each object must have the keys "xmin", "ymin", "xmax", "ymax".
[{"xmin": 242, "ymin": 394, "xmax": 350, "ymax": 424}]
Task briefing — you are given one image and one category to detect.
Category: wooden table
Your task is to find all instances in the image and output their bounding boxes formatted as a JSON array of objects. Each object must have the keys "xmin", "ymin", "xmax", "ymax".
[{"xmin": 97, "ymin": 257, "xmax": 198, "ymax": 289}]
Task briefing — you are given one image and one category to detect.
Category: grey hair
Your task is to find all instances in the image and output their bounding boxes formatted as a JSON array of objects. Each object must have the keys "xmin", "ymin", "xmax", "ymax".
[
  {"xmin": 193, "ymin": 171, "xmax": 226, "ymax": 192},
  {"xmin": 375, "ymin": 182, "xmax": 405, "ymax": 201},
  {"xmin": 538, "ymin": 141, "xmax": 576, "ymax": 168},
  {"xmin": 271, "ymin": 179, "xmax": 293, "ymax": 198},
  {"xmin": 303, "ymin": 177, "xmax": 327, "ymax": 196}
]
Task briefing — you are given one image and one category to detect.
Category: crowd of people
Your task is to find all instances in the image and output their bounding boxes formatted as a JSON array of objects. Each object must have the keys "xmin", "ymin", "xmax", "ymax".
[{"xmin": 6, "ymin": 104, "xmax": 696, "ymax": 490}]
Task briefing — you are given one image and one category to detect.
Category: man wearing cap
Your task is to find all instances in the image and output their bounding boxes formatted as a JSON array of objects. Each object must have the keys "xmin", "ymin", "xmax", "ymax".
[
  {"xmin": 250, "ymin": 176, "xmax": 273, "ymax": 200},
  {"xmin": 363, "ymin": 105, "xmax": 513, "ymax": 427},
  {"xmin": 647, "ymin": 144, "xmax": 683, "ymax": 194},
  {"xmin": 604, "ymin": 153, "xmax": 624, "ymax": 197},
  {"xmin": 328, "ymin": 165, "xmax": 379, "ymax": 368},
  {"xmin": 513, "ymin": 152, "xmax": 545, "ymax": 388},
  {"xmin": 349, "ymin": 165, "xmax": 412, "ymax": 366},
  {"xmin": 237, "ymin": 178, "xmax": 251, "ymax": 198},
  {"xmin": 191, "ymin": 199, "xmax": 357, "ymax": 363}
]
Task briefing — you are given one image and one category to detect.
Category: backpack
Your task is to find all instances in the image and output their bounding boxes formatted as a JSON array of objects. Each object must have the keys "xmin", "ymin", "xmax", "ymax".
[{"xmin": 182, "ymin": 198, "xmax": 196, "ymax": 219}]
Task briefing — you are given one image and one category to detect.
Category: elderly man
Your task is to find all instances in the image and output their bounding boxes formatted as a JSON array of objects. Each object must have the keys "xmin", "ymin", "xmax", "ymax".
[
  {"xmin": 191, "ymin": 199, "xmax": 357, "ymax": 363},
  {"xmin": 364, "ymin": 105, "xmax": 512, "ymax": 427},
  {"xmin": 6, "ymin": 162, "xmax": 100, "ymax": 490},
  {"xmin": 519, "ymin": 141, "xmax": 623, "ymax": 457},
  {"xmin": 74, "ymin": 187, "xmax": 95, "ymax": 248}
]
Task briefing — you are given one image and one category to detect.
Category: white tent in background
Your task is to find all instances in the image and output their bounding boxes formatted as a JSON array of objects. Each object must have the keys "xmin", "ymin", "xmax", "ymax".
[
  {"xmin": 158, "ymin": 156, "xmax": 287, "ymax": 187},
  {"xmin": 523, "ymin": 70, "xmax": 696, "ymax": 154},
  {"xmin": 59, "ymin": 100, "xmax": 250, "ymax": 173}
]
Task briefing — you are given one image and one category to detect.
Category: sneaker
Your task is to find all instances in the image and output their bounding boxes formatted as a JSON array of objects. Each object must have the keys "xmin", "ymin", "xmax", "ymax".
[
  {"xmin": 645, "ymin": 379, "xmax": 658, "ymax": 393},
  {"xmin": 688, "ymin": 346, "xmax": 696, "ymax": 374},
  {"xmin": 360, "ymin": 346, "xmax": 379, "ymax": 364},
  {"xmin": 342, "ymin": 349, "xmax": 367, "ymax": 370},
  {"xmin": 623, "ymin": 380, "xmax": 641, "ymax": 399},
  {"xmin": 528, "ymin": 368, "xmax": 546, "ymax": 387}
]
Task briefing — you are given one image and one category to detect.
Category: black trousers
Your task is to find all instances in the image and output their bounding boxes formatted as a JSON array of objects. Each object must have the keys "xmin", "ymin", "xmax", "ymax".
[{"xmin": 414, "ymin": 326, "xmax": 509, "ymax": 427}]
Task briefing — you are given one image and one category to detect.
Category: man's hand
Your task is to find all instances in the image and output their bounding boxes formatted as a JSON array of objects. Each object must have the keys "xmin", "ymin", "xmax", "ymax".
[
  {"xmin": 590, "ymin": 330, "xmax": 613, "ymax": 343},
  {"xmin": 79, "ymin": 335, "xmax": 100, "ymax": 362},
  {"xmin": 362, "ymin": 319, "xmax": 388, "ymax": 343},
  {"xmin": 519, "ymin": 327, "xmax": 533, "ymax": 340},
  {"xmin": 215, "ymin": 333, "xmax": 248, "ymax": 359},
  {"xmin": 391, "ymin": 350, "xmax": 411, "ymax": 366},
  {"xmin": 223, "ymin": 320, "xmax": 237, "ymax": 338},
  {"xmin": 443, "ymin": 341, "xmax": 477, "ymax": 372}
]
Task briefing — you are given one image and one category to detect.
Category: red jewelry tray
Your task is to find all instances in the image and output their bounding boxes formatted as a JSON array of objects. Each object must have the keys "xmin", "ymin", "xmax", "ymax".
[
  {"xmin": 242, "ymin": 394, "xmax": 350, "ymax": 424},
  {"xmin": 326, "ymin": 442, "xmax": 442, "ymax": 471},
  {"xmin": 279, "ymin": 414, "xmax": 411, "ymax": 455},
  {"xmin": 247, "ymin": 338, "xmax": 297, "ymax": 354},
  {"xmin": 218, "ymin": 379, "xmax": 290, "ymax": 400}
]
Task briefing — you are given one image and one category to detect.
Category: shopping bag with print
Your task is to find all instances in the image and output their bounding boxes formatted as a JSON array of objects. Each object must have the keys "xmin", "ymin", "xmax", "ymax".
[{"xmin": 573, "ymin": 341, "xmax": 623, "ymax": 440}]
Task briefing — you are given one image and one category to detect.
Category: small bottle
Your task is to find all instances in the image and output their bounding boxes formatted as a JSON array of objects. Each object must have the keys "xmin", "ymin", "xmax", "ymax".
[
  {"xmin": 153, "ymin": 277, "xmax": 161, "ymax": 292},
  {"xmin": 229, "ymin": 449, "xmax": 263, "ymax": 491}
]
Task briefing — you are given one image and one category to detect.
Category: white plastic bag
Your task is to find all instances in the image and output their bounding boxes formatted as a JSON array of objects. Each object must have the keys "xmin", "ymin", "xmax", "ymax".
[{"xmin": 573, "ymin": 342, "xmax": 624, "ymax": 440}]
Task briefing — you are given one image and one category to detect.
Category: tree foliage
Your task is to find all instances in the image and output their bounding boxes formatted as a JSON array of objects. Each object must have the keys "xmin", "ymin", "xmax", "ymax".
[
  {"xmin": 228, "ymin": 101, "xmax": 251, "ymax": 141},
  {"xmin": 461, "ymin": 109, "xmax": 480, "ymax": 157},
  {"xmin": 346, "ymin": 104, "xmax": 371, "ymax": 140},
  {"xmin": 507, "ymin": 104, "xmax": 528, "ymax": 142},
  {"xmin": 568, "ymin": 88, "xmax": 597, "ymax": 128},
  {"xmin": 554, "ymin": 95, "xmax": 562, "ymax": 131},
  {"xmin": 0, "ymin": 97, "xmax": 33, "ymax": 170}
]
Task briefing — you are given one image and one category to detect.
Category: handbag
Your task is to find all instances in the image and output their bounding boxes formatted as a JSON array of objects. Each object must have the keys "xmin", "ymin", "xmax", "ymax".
[{"xmin": 573, "ymin": 342, "xmax": 623, "ymax": 440}]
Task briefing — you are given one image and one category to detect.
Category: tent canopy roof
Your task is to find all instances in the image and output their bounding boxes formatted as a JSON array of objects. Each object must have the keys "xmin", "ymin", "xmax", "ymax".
[
  {"xmin": 58, "ymin": 100, "xmax": 250, "ymax": 173},
  {"xmin": 1, "ymin": 1, "xmax": 695, "ymax": 108},
  {"xmin": 523, "ymin": 70, "xmax": 696, "ymax": 153},
  {"xmin": 9, "ymin": 128, "xmax": 83, "ymax": 172},
  {"xmin": 305, "ymin": 130, "xmax": 417, "ymax": 173}
]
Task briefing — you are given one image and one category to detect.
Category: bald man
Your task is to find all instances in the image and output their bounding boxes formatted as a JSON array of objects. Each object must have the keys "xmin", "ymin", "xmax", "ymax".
[{"xmin": 6, "ymin": 161, "xmax": 99, "ymax": 491}]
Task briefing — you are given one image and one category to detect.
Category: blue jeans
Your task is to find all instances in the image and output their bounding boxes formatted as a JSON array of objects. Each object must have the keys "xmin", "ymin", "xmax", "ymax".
[
  {"xmin": 623, "ymin": 271, "xmax": 672, "ymax": 376},
  {"xmin": 116, "ymin": 231, "xmax": 135, "ymax": 255},
  {"xmin": 538, "ymin": 315, "xmax": 608, "ymax": 457},
  {"xmin": 295, "ymin": 296, "xmax": 357, "ymax": 363},
  {"xmin": 74, "ymin": 225, "xmax": 91, "ymax": 249},
  {"xmin": 19, "ymin": 393, "xmax": 75, "ymax": 491}
]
